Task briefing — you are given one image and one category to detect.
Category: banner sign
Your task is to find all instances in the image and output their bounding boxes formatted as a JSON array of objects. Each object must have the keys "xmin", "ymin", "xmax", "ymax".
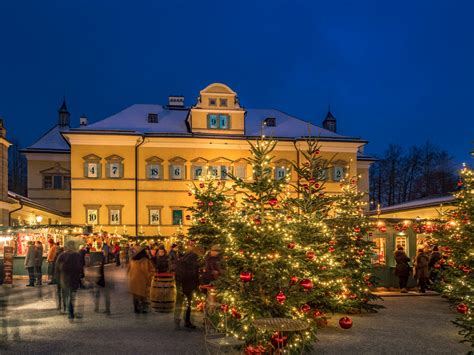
[{"xmin": 3, "ymin": 246, "xmax": 13, "ymax": 285}]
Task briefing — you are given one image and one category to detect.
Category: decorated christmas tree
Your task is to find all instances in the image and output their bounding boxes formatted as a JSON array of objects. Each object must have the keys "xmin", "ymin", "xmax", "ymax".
[
  {"xmin": 286, "ymin": 138, "xmax": 347, "ymax": 318},
  {"xmin": 207, "ymin": 139, "xmax": 320, "ymax": 353},
  {"xmin": 328, "ymin": 174, "xmax": 382, "ymax": 313},
  {"xmin": 187, "ymin": 175, "xmax": 231, "ymax": 251},
  {"xmin": 432, "ymin": 165, "xmax": 473, "ymax": 347}
]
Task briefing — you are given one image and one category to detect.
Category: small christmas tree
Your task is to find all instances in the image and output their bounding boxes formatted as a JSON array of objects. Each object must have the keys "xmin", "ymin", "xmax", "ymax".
[
  {"xmin": 433, "ymin": 165, "xmax": 473, "ymax": 347},
  {"xmin": 187, "ymin": 175, "xmax": 231, "ymax": 251},
  {"xmin": 329, "ymin": 174, "xmax": 382, "ymax": 313}
]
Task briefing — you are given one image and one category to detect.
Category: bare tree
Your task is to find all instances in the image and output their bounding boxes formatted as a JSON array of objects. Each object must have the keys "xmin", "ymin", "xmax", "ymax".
[{"xmin": 369, "ymin": 141, "xmax": 457, "ymax": 209}]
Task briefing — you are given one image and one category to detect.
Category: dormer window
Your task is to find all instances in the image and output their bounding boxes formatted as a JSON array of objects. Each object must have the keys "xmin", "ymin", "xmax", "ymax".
[
  {"xmin": 264, "ymin": 117, "xmax": 276, "ymax": 127},
  {"xmin": 148, "ymin": 113, "xmax": 158, "ymax": 123},
  {"xmin": 219, "ymin": 98, "xmax": 228, "ymax": 107},
  {"xmin": 209, "ymin": 98, "xmax": 217, "ymax": 107},
  {"xmin": 208, "ymin": 114, "xmax": 230, "ymax": 129}
]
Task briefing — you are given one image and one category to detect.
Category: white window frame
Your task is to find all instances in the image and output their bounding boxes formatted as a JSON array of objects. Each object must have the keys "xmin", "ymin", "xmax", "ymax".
[{"xmin": 85, "ymin": 205, "xmax": 100, "ymax": 225}]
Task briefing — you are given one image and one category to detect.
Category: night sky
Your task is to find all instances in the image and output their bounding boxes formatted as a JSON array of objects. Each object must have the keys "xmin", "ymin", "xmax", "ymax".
[{"xmin": 0, "ymin": 0, "xmax": 472, "ymax": 162}]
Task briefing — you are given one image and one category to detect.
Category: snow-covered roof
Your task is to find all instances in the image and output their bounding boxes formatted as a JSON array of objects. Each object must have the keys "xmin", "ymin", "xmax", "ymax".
[
  {"xmin": 79, "ymin": 104, "xmax": 189, "ymax": 134},
  {"xmin": 367, "ymin": 195, "xmax": 456, "ymax": 215},
  {"xmin": 75, "ymin": 104, "xmax": 360, "ymax": 140},
  {"xmin": 24, "ymin": 125, "xmax": 70, "ymax": 152},
  {"xmin": 27, "ymin": 104, "xmax": 365, "ymax": 152}
]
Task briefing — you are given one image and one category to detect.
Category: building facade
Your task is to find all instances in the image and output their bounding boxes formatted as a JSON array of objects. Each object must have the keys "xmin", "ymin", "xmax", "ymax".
[{"xmin": 27, "ymin": 83, "xmax": 374, "ymax": 236}]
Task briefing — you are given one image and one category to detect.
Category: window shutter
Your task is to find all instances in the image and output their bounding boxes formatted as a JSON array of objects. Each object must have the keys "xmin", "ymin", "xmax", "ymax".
[
  {"xmin": 97, "ymin": 163, "xmax": 102, "ymax": 178},
  {"xmin": 106, "ymin": 163, "xmax": 110, "ymax": 178},
  {"xmin": 119, "ymin": 163, "xmax": 124, "ymax": 178},
  {"xmin": 84, "ymin": 163, "xmax": 88, "ymax": 178}
]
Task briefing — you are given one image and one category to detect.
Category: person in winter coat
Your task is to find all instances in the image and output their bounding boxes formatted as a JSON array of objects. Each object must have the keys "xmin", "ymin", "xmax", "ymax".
[
  {"xmin": 128, "ymin": 246, "xmax": 155, "ymax": 314},
  {"xmin": 113, "ymin": 243, "xmax": 121, "ymax": 266},
  {"xmin": 168, "ymin": 244, "xmax": 179, "ymax": 272},
  {"xmin": 202, "ymin": 244, "xmax": 223, "ymax": 285},
  {"xmin": 47, "ymin": 239, "xmax": 57, "ymax": 284},
  {"xmin": 155, "ymin": 245, "xmax": 170, "ymax": 273},
  {"xmin": 414, "ymin": 249, "xmax": 430, "ymax": 293},
  {"xmin": 94, "ymin": 252, "xmax": 111, "ymax": 315},
  {"xmin": 394, "ymin": 246, "xmax": 411, "ymax": 293},
  {"xmin": 55, "ymin": 240, "xmax": 83, "ymax": 320},
  {"xmin": 174, "ymin": 241, "xmax": 201, "ymax": 330},
  {"xmin": 24, "ymin": 242, "xmax": 36, "ymax": 287},
  {"xmin": 428, "ymin": 245, "xmax": 442, "ymax": 284},
  {"xmin": 34, "ymin": 241, "xmax": 44, "ymax": 286}
]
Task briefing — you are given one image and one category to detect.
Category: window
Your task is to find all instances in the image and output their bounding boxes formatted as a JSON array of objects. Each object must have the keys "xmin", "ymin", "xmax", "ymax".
[
  {"xmin": 264, "ymin": 117, "xmax": 276, "ymax": 127},
  {"xmin": 234, "ymin": 164, "xmax": 247, "ymax": 179},
  {"xmin": 109, "ymin": 208, "xmax": 121, "ymax": 225},
  {"xmin": 172, "ymin": 209, "xmax": 183, "ymax": 225},
  {"xmin": 105, "ymin": 155, "xmax": 124, "ymax": 179},
  {"xmin": 275, "ymin": 167, "xmax": 287, "ymax": 180},
  {"xmin": 170, "ymin": 165, "xmax": 184, "ymax": 179},
  {"xmin": 208, "ymin": 114, "xmax": 218, "ymax": 129},
  {"xmin": 149, "ymin": 209, "xmax": 161, "ymax": 225},
  {"xmin": 169, "ymin": 157, "xmax": 186, "ymax": 180},
  {"xmin": 146, "ymin": 156, "xmax": 163, "ymax": 180},
  {"xmin": 219, "ymin": 98, "xmax": 228, "ymax": 107},
  {"xmin": 370, "ymin": 237, "xmax": 386, "ymax": 266},
  {"xmin": 333, "ymin": 166, "xmax": 345, "ymax": 181},
  {"xmin": 395, "ymin": 236, "xmax": 408, "ymax": 254},
  {"xmin": 219, "ymin": 114, "xmax": 229, "ymax": 129},
  {"xmin": 148, "ymin": 113, "xmax": 158, "ymax": 123},
  {"xmin": 43, "ymin": 175, "xmax": 70, "ymax": 189},
  {"xmin": 207, "ymin": 114, "xmax": 230, "ymax": 129},
  {"xmin": 85, "ymin": 206, "xmax": 100, "ymax": 225},
  {"xmin": 86, "ymin": 162, "xmax": 99, "ymax": 178},
  {"xmin": 43, "ymin": 176, "xmax": 52, "ymax": 189},
  {"xmin": 209, "ymin": 165, "xmax": 229, "ymax": 180},
  {"xmin": 193, "ymin": 165, "xmax": 205, "ymax": 179},
  {"xmin": 83, "ymin": 154, "xmax": 102, "ymax": 178},
  {"xmin": 209, "ymin": 98, "xmax": 217, "ymax": 106}
]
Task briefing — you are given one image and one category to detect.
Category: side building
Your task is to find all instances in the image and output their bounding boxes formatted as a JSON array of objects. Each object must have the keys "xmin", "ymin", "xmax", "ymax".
[{"xmin": 57, "ymin": 83, "xmax": 373, "ymax": 236}]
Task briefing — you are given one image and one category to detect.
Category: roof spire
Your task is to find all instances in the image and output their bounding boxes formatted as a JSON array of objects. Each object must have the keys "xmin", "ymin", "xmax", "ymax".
[
  {"xmin": 58, "ymin": 96, "xmax": 68, "ymax": 113},
  {"xmin": 322, "ymin": 105, "xmax": 336, "ymax": 133},
  {"xmin": 58, "ymin": 96, "xmax": 70, "ymax": 127}
]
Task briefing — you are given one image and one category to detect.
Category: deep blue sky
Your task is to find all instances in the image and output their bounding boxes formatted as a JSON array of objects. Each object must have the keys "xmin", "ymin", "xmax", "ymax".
[{"xmin": 0, "ymin": 0, "xmax": 472, "ymax": 162}]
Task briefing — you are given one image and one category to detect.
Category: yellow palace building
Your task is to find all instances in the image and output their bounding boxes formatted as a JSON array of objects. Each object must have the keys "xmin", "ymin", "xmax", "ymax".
[{"xmin": 23, "ymin": 83, "xmax": 374, "ymax": 237}]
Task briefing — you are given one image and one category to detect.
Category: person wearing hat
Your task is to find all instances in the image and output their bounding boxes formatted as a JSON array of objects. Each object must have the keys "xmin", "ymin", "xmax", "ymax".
[
  {"xmin": 168, "ymin": 243, "xmax": 179, "ymax": 272},
  {"xmin": 202, "ymin": 244, "xmax": 223, "ymax": 285},
  {"xmin": 128, "ymin": 245, "xmax": 155, "ymax": 314}
]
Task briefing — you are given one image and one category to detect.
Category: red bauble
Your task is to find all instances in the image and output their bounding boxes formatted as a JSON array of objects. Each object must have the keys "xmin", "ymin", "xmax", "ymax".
[
  {"xmin": 268, "ymin": 198, "xmax": 278, "ymax": 206},
  {"xmin": 287, "ymin": 242, "xmax": 296, "ymax": 249},
  {"xmin": 299, "ymin": 278, "xmax": 313, "ymax": 290},
  {"xmin": 329, "ymin": 240, "xmax": 336, "ymax": 246},
  {"xmin": 434, "ymin": 263, "xmax": 441, "ymax": 269},
  {"xmin": 457, "ymin": 303, "xmax": 469, "ymax": 314},
  {"xmin": 208, "ymin": 201, "xmax": 214, "ymax": 206},
  {"xmin": 188, "ymin": 192, "xmax": 193, "ymax": 196},
  {"xmin": 379, "ymin": 225, "xmax": 387, "ymax": 233},
  {"xmin": 354, "ymin": 227, "xmax": 361, "ymax": 233},
  {"xmin": 276, "ymin": 291, "xmax": 286, "ymax": 304},
  {"xmin": 245, "ymin": 345, "xmax": 267, "ymax": 354},
  {"xmin": 198, "ymin": 201, "xmax": 204, "ymax": 207},
  {"xmin": 314, "ymin": 183, "xmax": 320, "ymax": 188},
  {"xmin": 357, "ymin": 250, "xmax": 365, "ymax": 256},
  {"xmin": 231, "ymin": 308, "xmax": 242, "ymax": 319},
  {"xmin": 306, "ymin": 251, "xmax": 315, "ymax": 260},
  {"xmin": 220, "ymin": 304, "xmax": 229, "ymax": 313},
  {"xmin": 300, "ymin": 304, "xmax": 311, "ymax": 313},
  {"xmin": 199, "ymin": 183, "xmax": 205, "ymax": 188},
  {"xmin": 463, "ymin": 267, "xmax": 471, "ymax": 274},
  {"xmin": 253, "ymin": 218, "xmax": 261, "ymax": 225},
  {"xmin": 289, "ymin": 276, "xmax": 299, "ymax": 285},
  {"xmin": 328, "ymin": 247, "xmax": 336, "ymax": 253},
  {"xmin": 308, "ymin": 178, "xmax": 316, "ymax": 185},
  {"xmin": 315, "ymin": 149, "xmax": 320, "ymax": 155},
  {"xmin": 240, "ymin": 272, "xmax": 253, "ymax": 282},
  {"xmin": 271, "ymin": 332, "xmax": 288, "ymax": 348},
  {"xmin": 457, "ymin": 180, "xmax": 463, "ymax": 187},
  {"xmin": 286, "ymin": 216, "xmax": 293, "ymax": 221},
  {"xmin": 185, "ymin": 215, "xmax": 191, "ymax": 220},
  {"xmin": 339, "ymin": 317, "xmax": 353, "ymax": 329},
  {"xmin": 368, "ymin": 232, "xmax": 373, "ymax": 237},
  {"xmin": 313, "ymin": 309, "xmax": 323, "ymax": 318},
  {"xmin": 199, "ymin": 218, "xmax": 207, "ymax": 224}
]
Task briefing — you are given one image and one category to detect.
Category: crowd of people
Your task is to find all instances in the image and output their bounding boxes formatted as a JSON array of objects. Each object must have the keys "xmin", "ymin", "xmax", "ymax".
[
  {"xmin": 394, "ymin": 245, "xmax": 442, "ymax": 293},
  {"xmin": 23, "ymin": 238, "xmax": 223, "ymax": 329}
]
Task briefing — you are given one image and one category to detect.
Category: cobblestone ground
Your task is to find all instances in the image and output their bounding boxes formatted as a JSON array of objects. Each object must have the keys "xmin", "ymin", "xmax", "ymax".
[{"xmin": 0, "ymin": 266, "xmax": 470, "ymax": 354}]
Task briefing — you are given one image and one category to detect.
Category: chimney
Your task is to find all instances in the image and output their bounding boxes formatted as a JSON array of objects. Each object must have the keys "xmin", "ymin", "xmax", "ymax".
[
  {"xmin": 80, "ymin": 115, "xmax": 88, "ymax": 126},
  {"xmin": 168, "ymin": 95, "xmax": 184, "ymax": 108}
]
